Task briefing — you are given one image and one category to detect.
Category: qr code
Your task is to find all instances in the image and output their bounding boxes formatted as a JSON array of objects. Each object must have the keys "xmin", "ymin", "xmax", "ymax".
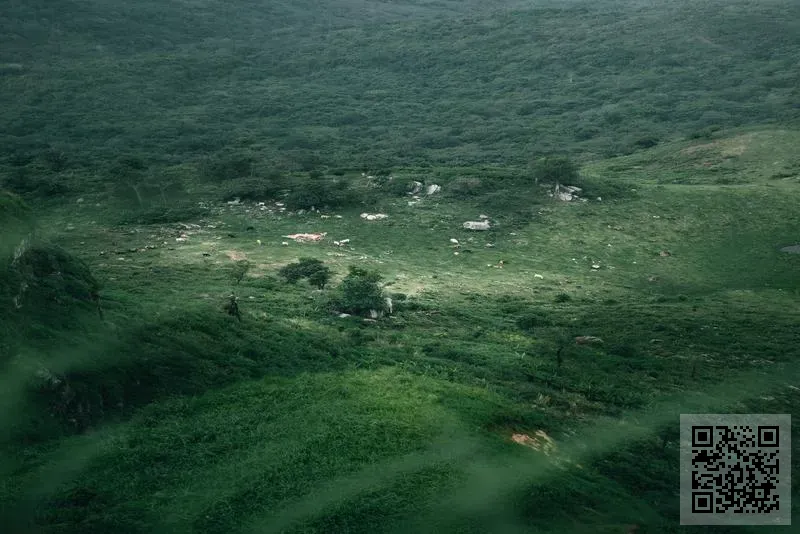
[{"xmin": 680, "ymin": 414, "xmax": 791, "ymax": 526}]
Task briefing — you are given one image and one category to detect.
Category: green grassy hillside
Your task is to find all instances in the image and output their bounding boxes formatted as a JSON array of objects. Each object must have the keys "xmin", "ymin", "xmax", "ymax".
[{"xmin": 1, "ymin": 1, "xmax": 799, "ymax": 533}]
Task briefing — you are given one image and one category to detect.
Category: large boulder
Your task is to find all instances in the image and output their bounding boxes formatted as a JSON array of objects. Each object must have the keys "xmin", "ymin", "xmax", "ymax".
[{"xmin": 463, "ymin": 220, "xmax": 491, "ymax": 231}]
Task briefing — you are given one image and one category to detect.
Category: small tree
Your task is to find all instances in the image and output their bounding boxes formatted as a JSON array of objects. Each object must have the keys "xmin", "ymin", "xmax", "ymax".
[
  {"xmin": 532, "ymin": 156, "xmax": 580, "ymax": 186},
  {"xmin": 232, "ymin": 260, "xmax": 251, "ymax": 285},
  {"xmin": 308, "ymin": 268, "xmax": 332, "ymax": 289},
  {"xmin": 335, "ymin": 266, "xmax": 387, "ymax": 316},
  {"xmin": 278, "ymin": 258, "xmax": 328, "ymax": 284}
]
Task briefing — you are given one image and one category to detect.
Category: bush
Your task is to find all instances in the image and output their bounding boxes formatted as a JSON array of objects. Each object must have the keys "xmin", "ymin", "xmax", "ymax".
[
  {"xmin": 532, "ymin": 156, "xmax": 580, "ymax": 186},
  {"xmin": 278, "ymin": 258, "xmax": 331, "ymax": 288},
  {"xmin": 554, "ymin": 293, "xmax": 572, "ymax": 303},
  {"xmin": 334, "ymin": 266, "xmax": 387, "ymax": 316},
  {"xmin": 221, "ymin": 175, "xmax": 284, "ymax": 202},
  {"xmin": 517, "ymin": 311, "xmax": 552, "ymax": 331},
  {"xmin": 284, "ymin": 178, "xmax": 357, "ymax": 210},
  {"xmin": 448, "ymin": 177, "xmax": 486, "ymax": 198}
]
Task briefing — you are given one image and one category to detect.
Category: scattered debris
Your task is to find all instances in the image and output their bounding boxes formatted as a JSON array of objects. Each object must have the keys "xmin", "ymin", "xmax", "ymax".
[
  {"xmin": 333, "ymin": 239, "xmax": 351, "ymax": 247},
  {"xmin": 511, "ymin": 431, "xmax": 557, "ymax": 456},
  {"xmin": 551, "ymin": 184, "xmax": 583, "ymax": 202},
  {"xmin": 463, "ymin": 220, "xmax": 491, "ymax": 231},
  {"xmin": 284, "ymin": 233, "xmax": 327, "ymax": 242},
  {"xmin": 360, "ymin": 213, "xmax": 388, "ymax": 221}
]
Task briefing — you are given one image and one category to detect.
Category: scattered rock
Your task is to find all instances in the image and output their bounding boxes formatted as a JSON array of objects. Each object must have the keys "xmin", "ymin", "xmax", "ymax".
[
  {"xmin": 479, "ymin": 214, "xmax": 489, "ymax": 219},
  {"xmin": 360, "ymin": 213, "xmax": 388, "ymax": 221},
  {"xmin": 463, "ymin": 220, "xmax": 491, "ymax": 231},
  {"xmin": 534, "ymin": 274, "xmax": 544, "ymax": 279},
  {"xmin": 227, "ymin": 198, "xmax": 241, "ymax": 205},
  {"xmin": 338, "ymin": 313, "xmax": 351, "ymax": 318},
  {"xmin": 552, "ymin": 184, "xmax": 583, "ymax": 202},
  {"xmin": 426, "ymin": 184, "xmax": 441, "ymax": 195},
  {"xmin": 282, "ymin": 241, "xmax": 289, "ymax": 246},
  {"xmin": 410, "ymin": 181, "xmax": 423, "ymax": 194},
  {"xmin": 659, "ymin": 250, "xmax": 671, "ymax": 257}
]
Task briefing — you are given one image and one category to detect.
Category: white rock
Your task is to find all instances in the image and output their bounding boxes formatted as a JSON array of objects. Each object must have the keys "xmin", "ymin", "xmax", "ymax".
[
  {"xmin": 479, "ymin": 214, "xmax": 489, "ymax": 219},
  {"xmin": 450, "ymin": 238, "xmax": 459, "ymax": 244},
  {"xmin": 426, "ymin": 184, "xmax": 441, "ymax": 195},
  {"xmin": 534, "ymin": 274, "xmax": 544, "ymax": 279},
  {"xmin": 463, "ymin": 220, "xmax": 490, "ymax": 231},
  {"xmin": 281, "ymin": 241, "xmax": 289, "ymax": 246}
]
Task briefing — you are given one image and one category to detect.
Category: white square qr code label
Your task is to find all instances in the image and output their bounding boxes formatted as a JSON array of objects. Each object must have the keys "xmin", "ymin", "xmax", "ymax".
[{"xmin": 680, "ymin": 414, "xmax": 791, "ymax": 526}]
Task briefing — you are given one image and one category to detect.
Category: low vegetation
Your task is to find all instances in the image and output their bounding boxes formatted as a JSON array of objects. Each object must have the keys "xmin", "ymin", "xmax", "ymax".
[{"xmin": 1, "ymin": 0, "xmax": 799, "ymax": 533}]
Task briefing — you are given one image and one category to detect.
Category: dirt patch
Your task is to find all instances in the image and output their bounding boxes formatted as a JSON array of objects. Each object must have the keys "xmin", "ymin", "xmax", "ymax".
[
  {"xmin": 511, "ymin": 431, "xmax": 557, "ymax": 455},
  {"xmin": 224, "ymin": 250, "xmax": 248, "ymax": 261},
  {"xmin": 681, "ymin": 134, "xmax": 751, "ymax": 158}
]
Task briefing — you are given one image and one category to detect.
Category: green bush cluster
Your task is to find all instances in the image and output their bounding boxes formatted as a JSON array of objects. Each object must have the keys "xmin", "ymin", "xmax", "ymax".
[
  {"xmin": 284, "ymin": 177, "xmax": 357, "ymax": 210},
  {"xmin": 333, "ymin": 266, "xmax": 387, "ymax": 316},
  {"xmin": 278, "ymin": 258, "xmax": 332, "ymax": 289}
]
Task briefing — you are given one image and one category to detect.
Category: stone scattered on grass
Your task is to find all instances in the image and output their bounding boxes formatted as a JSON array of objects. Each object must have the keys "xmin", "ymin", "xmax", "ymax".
[
  {"xmin": 463, "ymin": 220, "xmax": 490, "ymax": 230},
  {"xmin": 360, "ymin": 213, "xmax": 388, "ymax": 221}
]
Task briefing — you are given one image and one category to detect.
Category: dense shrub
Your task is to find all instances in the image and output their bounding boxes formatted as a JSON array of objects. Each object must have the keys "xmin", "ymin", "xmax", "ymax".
[
  {"xmin": 278, "ymin": 258, "xmax": 331, "ymax": 289},
  {"xmin": 532, "ymin": 156, "xmax": 581, "ymax": 186},
  {"xmin": 334, "ymin": 266, "xmax": 387, "ymax": 316},
  {"xmin": 284, "ymin": 178, "xmax": 357, "ymax": 210},
  {"xmin": 448, "ymin": 176, "xmax": 486, "ymax": 198},
  {"xmin": 221, "ymin": 175, "xmax": 285, "ymax": 202}
]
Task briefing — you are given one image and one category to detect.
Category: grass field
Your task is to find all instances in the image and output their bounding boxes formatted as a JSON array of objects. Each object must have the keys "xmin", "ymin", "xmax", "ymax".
[{"xmin": 2, "ymin": 1, "xmax": 800, "ymax": 533}]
